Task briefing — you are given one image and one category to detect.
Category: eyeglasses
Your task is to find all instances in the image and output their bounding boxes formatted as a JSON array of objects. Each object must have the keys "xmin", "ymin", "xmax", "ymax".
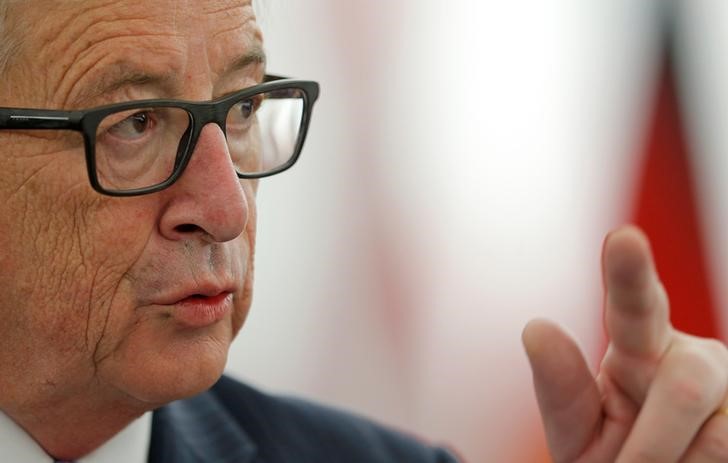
[{"xmin": 0, "ymin": 75, "xmax": 320, "ymax": 196}]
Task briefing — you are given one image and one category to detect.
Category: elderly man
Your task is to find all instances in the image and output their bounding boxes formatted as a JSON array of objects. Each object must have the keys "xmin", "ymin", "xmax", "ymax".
[{"xmin": 0, "ymin": 1, "xmax": 727, "ymax": 462}]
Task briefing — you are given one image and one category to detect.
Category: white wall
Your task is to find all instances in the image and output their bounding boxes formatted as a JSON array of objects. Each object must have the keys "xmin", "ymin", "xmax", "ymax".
[{"xmin": 227, "ymin": 1, "xmax": 664, "ymax": 460}]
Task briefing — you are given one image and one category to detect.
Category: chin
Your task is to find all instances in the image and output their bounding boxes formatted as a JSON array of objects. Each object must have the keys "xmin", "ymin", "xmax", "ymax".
[{"xmin": 101, "ymin": 328, "xmax": 233, "ymax": 407}]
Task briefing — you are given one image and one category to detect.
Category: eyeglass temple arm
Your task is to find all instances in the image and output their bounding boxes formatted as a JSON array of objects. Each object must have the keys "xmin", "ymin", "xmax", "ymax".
[{"xmin": 0, "ymin": 109, "xmax": 79, "ymax": 130}]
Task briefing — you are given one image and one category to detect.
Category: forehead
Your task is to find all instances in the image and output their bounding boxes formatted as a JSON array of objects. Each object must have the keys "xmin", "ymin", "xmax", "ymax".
[{"xmin": 5, "ymin": 0, "xmax": 263, "ymax": 107}]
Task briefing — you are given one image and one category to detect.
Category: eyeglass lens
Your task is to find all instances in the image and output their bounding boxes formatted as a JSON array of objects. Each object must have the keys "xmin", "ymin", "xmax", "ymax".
[{"xmin": 93, "ymin": 88, "xmax": 306, "ymax": 192}]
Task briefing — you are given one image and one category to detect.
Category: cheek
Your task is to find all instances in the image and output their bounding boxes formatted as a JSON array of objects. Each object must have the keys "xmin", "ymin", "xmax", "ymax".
[
  {"xmin": 231, "ymin": 183, "xmax": 257, "ymax": 336},
  {"xmin": 0, "ymin": 183, "xmax": 157, "ymax": 348},
  {"xmin": 75, "ymin": 202, "xmax": 160, "ymax": 334},
  {"xmin": 0, "ymin": 181, "xmax": 158, "ymax": 392},
  {"xmin": 230, "ymin": 237, "xmax": 254, "ymax": 337},
  {"xmin": 242, "ymin": 178, "xmax": 258, "ymax": 227},
  {"xmin": 0, "ymin": 141, "xmax": 130, "ymax": 314},
  {"xmin": 0, "ymin": 149, "xmax": 89, "ymax": 372}
]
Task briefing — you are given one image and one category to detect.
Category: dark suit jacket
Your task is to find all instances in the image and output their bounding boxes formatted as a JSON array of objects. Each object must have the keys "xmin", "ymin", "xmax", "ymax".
[{"xmin": 148, "ymin": 375, "xmax": 460, "ymax": 462}]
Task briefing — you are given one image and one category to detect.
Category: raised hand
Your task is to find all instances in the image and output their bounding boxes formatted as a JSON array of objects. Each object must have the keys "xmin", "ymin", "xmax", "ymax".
[{"xmin": 523, "ymin": 225, "xmax": 728, "ymax": 462}]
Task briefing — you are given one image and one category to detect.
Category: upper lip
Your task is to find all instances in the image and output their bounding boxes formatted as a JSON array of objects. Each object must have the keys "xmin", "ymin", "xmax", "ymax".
[{"xmin": 154, "ymin": 281, "xmax": 237, "ymax": 305}]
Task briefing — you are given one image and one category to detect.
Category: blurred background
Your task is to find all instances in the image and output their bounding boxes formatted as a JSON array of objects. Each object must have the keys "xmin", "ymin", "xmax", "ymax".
[{"xmin": 226, "ymin": 1, "xmax": 728, "ymax": 461}]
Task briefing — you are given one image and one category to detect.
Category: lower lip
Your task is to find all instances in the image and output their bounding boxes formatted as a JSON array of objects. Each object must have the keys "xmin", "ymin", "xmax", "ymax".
[{"xmin": 171, "ymin": 292, "xmax": 232, "ymax": 328}]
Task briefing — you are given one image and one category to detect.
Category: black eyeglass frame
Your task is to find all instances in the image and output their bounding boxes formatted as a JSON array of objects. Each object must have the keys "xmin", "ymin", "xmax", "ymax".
[{"xmin": 0, "ymin": 74, "xmax": 320, "ymax": 196}]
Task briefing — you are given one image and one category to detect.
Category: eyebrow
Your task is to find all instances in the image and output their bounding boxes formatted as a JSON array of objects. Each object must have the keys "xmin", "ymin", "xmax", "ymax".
[
  {"xmin": 74, "ymin": 46, "xmax": 267, "ymax": 108},
  {"xmin": 223, "ymin": 46, "xmax": 267, "ymax": 77}
]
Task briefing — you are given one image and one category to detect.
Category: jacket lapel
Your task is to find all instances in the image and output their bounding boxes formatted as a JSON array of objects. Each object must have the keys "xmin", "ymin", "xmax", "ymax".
[{"xmin": 148, "ymin": 390, "xmax": 258, "ymax": 463}]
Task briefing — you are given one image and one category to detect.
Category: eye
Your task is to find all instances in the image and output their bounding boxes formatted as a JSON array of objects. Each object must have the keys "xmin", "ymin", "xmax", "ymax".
[
  {"xmin": 229, "ymin": 95, "xmax": 263, "ymax": 126},
  {"xmin": 239, "ymin": 99, "xmax": 254, "ymax": 119},
  {"xmin": 107, "ymin": 111, "xmax": 155, "ymax": 140}
]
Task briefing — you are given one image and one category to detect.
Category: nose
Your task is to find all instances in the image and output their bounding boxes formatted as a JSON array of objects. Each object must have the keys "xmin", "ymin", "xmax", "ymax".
[{"xmin": 158, "ymin": 123, "xmax": 248, "ymax": 243}]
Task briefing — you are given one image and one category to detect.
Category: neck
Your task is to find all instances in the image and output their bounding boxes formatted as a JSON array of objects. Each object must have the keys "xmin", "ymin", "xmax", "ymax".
[{"xmin": 2, "ymin": 391, "xmax": 150, "ymax": 460}]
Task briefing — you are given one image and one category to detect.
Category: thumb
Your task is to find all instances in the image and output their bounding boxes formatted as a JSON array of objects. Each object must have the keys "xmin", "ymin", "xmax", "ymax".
[{"xmin": 522, "ymin": 319, "xmax": 602, "ymax": 462}]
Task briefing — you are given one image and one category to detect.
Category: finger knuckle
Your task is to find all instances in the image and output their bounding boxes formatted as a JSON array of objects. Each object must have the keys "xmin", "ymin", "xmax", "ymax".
[
  {"xmin": 662, "ymin": 348, "xmax": 724, "ymax": 413},
  {"xmin": 665, "ymin": 377, "xmax": 715, "ymax": 414}
]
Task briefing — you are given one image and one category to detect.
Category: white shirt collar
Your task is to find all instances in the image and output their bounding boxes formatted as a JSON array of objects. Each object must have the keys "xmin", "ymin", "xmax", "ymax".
[{"xmin": 0, "ymin": 409, "xmax": 152, "ymax": 463}]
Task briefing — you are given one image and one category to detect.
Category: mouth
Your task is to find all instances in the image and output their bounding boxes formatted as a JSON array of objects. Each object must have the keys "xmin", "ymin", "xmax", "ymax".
[{"xmin": 168, "ymin": 291, "xmax": 233, "ymax": 328}]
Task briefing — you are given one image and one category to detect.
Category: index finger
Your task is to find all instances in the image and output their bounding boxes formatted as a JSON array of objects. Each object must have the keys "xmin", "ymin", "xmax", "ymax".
[{"xmin": 603, "ymin": 225, "xmax": 673, "ymax": 359}]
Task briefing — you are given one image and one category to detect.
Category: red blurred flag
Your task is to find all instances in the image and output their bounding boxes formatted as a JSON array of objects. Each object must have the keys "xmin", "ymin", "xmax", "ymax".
[{"xmin": 633, "ymin": 55, "xmax": 720, "ymax": 339}]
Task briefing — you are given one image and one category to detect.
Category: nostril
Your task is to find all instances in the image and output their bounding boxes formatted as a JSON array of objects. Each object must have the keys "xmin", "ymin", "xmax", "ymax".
[{"xmin": 175, "ymin": 223, "xmax": 201, "ymax": 234}]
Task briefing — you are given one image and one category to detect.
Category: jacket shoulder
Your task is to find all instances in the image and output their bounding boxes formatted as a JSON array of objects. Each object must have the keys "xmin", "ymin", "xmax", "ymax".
[{"xmin": 210, "ymin": 375, "xmax": 461, "ymax": 463}]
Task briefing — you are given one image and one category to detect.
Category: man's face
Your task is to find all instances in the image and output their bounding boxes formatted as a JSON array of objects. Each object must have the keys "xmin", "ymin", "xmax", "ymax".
[{"xmin": 0, "ymin": 0, "xmax": 262, "ymax": 413}]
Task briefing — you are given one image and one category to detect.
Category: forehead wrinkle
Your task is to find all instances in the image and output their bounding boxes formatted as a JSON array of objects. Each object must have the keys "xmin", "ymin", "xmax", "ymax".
[
  {"xmin": 29, "ymin": 1, "xmax": 167, "ymax": 103},
  {"xmin": 70, "ymin": 7, "xmax": 259, "ymax": 105},
  {"xmin": 24, "ymin": 1, "xmax": 261, "ymax": 108},
  {"xmin": 211, "ymin": 22, "xmax": 260, "ymax": 44},
  {"xmin": 207, "ymin": 8, "xmax": 265, "ymax": 82},
  {"xmin": 60, "ymin": 56, "xmax": 181, "ymax": 109},
  {"xmin": 201, "ymin": 0, "xmax": 253, "ymax": 15},
  {"xmin": 205, "ymin": 3, "xmax": 260, "ymax": 40},
  {"xmin": 66, "ymin": 45, "xmax": 185, "ymax": 108},
  {"xmin": 57, "ymin": 25, "xmax": 186, "ymax": 106}
]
